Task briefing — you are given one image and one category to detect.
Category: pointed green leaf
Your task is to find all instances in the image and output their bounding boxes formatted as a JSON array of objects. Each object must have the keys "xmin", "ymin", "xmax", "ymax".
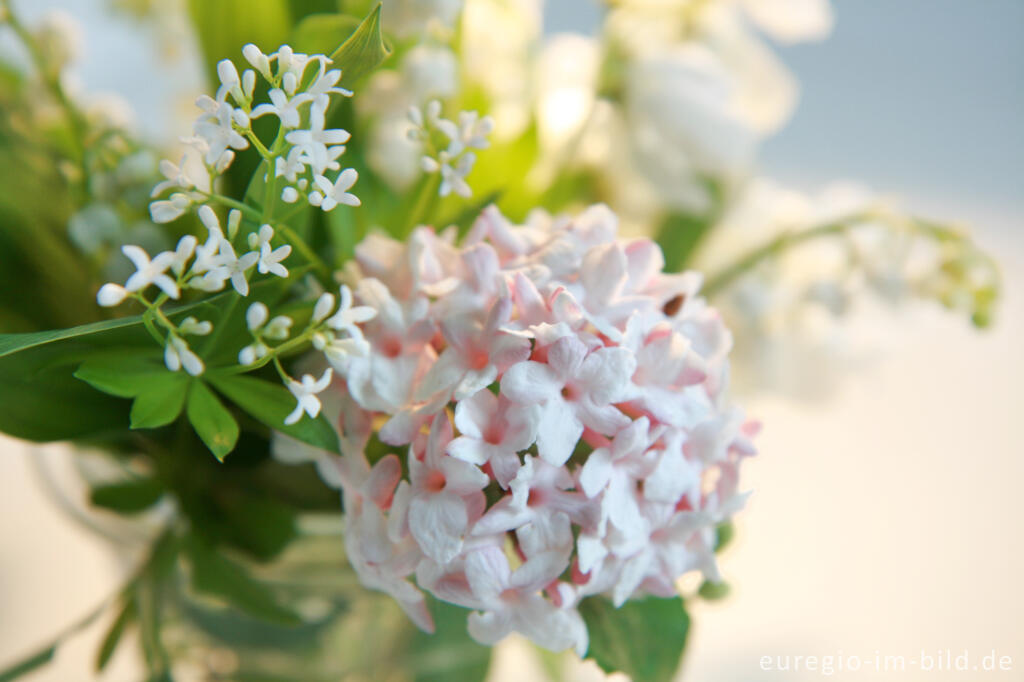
[
  {"xmin": 91, "ymin": 479, "xmax": 165, "ymax": 514},
  {"xmin": 187, "ymin": 381, "xmax": 240, "ymax": 461},
  {"xmin": 208, "ymin": 374, "xmax": 339, "ymax": 454},
  {"xmin": 329, "ymin": 4, "xmax": 391, "ymax": 87},
  {"xmin": 130, "ymin": 375, "xmax": 190, "ymax": 429},
  {"xmin": 0, "ymin": 645, "xmax": 56, "ymax": 682},
  {"xmin": 185, "ymin": 537, "xmax": 301, "ymax": 625},
  {"xmin": 186, "ymin": 0, "xmax": 292, "ymax": 87},
  {"xmin": 74, "ymin": 353, "xmax": 170, "ymax": 398},
  {"xmin": 95, "ymin": 597, "xmax": 135, "ymax": 672},
  {"xmin": 580, "ymin": 596, "xmax": 690, "ymax": 682}
]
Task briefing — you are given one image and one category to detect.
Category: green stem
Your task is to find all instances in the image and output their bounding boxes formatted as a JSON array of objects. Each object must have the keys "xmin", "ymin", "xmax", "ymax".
[
  {"xmin": 404, "ymin": 174, "xmax": 441, "ymax": 237},
  {"xmin": 276, "ymin": 222, "xmax": 332, "ymax": 280},
  {"xmin": 701, "ymin": 213, "xmax": 874, "ymax": 298},
  {"xmin": 198, "ymin": 191, "xmax": 262, "ymax": 222}
]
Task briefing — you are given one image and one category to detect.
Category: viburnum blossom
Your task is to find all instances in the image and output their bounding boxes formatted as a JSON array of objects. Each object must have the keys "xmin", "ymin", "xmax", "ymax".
[{"xmin": 294, "ymin": 203, "xmax": 756, "ymax": 655}]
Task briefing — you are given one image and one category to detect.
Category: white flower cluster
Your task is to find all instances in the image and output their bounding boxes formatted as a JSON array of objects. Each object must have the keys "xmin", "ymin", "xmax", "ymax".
[
  {"xmin": 408, "ymin": 100, "xmax": 493, "ymax": 197},
  {"xmin": 149, "ymin": 43, "xmax": 360, "ymax": 224},
  {"xmin": 96, "ymin": 206, "xmax": 291, "ymax": 375},
  {"xmin": 303, "ymin": 204, "xmax": 756, "ymax": 654}
]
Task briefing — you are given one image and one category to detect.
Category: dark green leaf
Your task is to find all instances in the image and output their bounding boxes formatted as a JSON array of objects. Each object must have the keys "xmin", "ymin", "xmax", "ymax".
[
  {"xmin": 209, "ymin": 374, "xmax": 340, "ymax": 454},
  {"xmin": 91, "ymin": 478, "xmax": 165, "ymax": 514},
  {"xmin": 130, "ymin": 375, "xmax": 190, "ymax": 429},
  {"xmin": 580, "ymin": 596, "xmax": 690, "ymax": 682},
  {"xmin": 0, "ymin": 645, "xmax": 55, "ymax": 682},
  {"xmin": 187, "ymin": 381, "xmax": 240, "ymax": 461},
  {"xmin": 329, "ymin": 4, "xmax": 391, "ymax": 88},
  {"xmin": 185, "ymin": 537, "xmax": 301, "ymax": 625},
  {"xmin": 95, "ymin": 598, "xmax": 135, "ymax": 672},
  {"xmin": 715, "ymin": 520, "xmax": 735, "ymax": 552},
  {"xmin": 408, "ymin": 600, "xmax": 492, "ymax": 682}
]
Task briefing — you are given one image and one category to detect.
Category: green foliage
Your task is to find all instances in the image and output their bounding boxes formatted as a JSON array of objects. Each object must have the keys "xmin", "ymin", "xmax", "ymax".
[
  {"xmin": 210, "ymin": 373, "xmax": 340, "ymax": 453},
  {"xmin": 580, "ymin": 596, "xmax": 690, "ymax": 682},
  {"xmin": 656, "ymin": 210, "xmax": 717, "ymax": 274},
  {"xmin": 0, "ymin": 646, "xmax": 56, "ymax": 682},
  {"xmin": 185, "ymin": 536, "xmax": 302, "ymax": 625},
  {"xmin": 407, "ymin": 600, "xmax": 492, "ymax": 682},
  {"xmin": 187, "ymin": 380, "xmax": 241, "ymax": 461},
  {"xmin": 328, "ymin": 4, "xmax": 391, "ymax": 88},
  {"xmin": 90, "ymin": 478, "xmax": 165, "ymax": 514},
  {"xmin": 697, "ymin": 580, "xmax": 731, "ymax": 601},
  {"xmin": 187, "ymin": 0, "xmax": 292, "ymax": 86},
  {"xmin": 95, "ymin": 597, "xmax": 135, "ymax": 672}
]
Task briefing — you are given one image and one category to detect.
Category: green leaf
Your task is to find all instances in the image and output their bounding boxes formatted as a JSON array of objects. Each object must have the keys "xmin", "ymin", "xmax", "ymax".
[
  {"xmin": 408, "ymin": 600, "xmax": 492, "ymax": 682},
  {"xmin": 91, "ymin": 478, "xmax": 165, "ymax": 514},
  {"xmin": 209, "ymin": 374, "xmax": 340, "ymax": 454},
  {"xmin": 187, "ymin": 381, "xmax": 240, "ymax": 461},
  {"xmin": 130, "ymin": 375, "xmax": 191, "ymax": 429},
  {"xmin": 74, "ymin": 353, "xmax": 170, "ymax": 399},
  {"xmin": 328, "ymin": 4, "xmax": 391, "ymax": 87},
  {"xmin": 580, "ymin": 596, "xmax": 690, "ymax": 682},
  {"xmin": 185, "ymin": 537, "xmax": 302, "ymax": 625},
  {"xmin": 697, "ymin": 580, "xmax": 731, "ymax": 601},
  {"xmin": 655, "ymin": 210, "xmax": 716, "ymax": 274},
  {"xmin": 0, "ymin": 645, "xmax": 55, "ymax": 682},
  {"xmin": 186, "ymin": 0, "xmax": 292, "ymax": 87},
  {"xmin": 95, "ymin": 597, "xmax": 135, "ymax": 672},
  {"xmin": 291, "ymin": 13, "xmax": 360, "ymax": 57}
]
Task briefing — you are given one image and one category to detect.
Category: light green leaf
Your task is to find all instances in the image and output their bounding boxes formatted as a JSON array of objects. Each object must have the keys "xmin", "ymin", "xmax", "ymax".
[
  {"xmin": 130, "ymin": 375, "xmax": 190, "ymax": 429},
  {"xmin": 209, "ymin": 374, "xmax": 340, "ymax": 454},
  {"xmin": 408, "ymin": 600, "xmax": 492, "ymax": 682},
  {"xmin": 655, "ymin": 210, "xmax": 717, "ymax": 274},
  {"xmin": 329, "ymin": 4, "xmax": 391, "ymax": 87},
  {"xmin": 291, "ymin": 13, "xmax": 360, "ymax": 57},
  {"xmin": 185, "ymin": 537, "xmax": 301, "ymax": 625},
  {"xmin": 187, "ymin": 0, "xmax": 292, "ymax": 86},
  {"xmin": 90, "ymin": 479, "xmax": 165, "ymax": 514},
  {"xmin": 74, "ymin": 353, "xmax": 170, "ymax": 399},
  {"xmin": 187, "ymin": 381, "xmax": 240, "ymax": 461},
  {"xmin": 580, "ymin": 596, "xmax": 690, "ymax": 682}
]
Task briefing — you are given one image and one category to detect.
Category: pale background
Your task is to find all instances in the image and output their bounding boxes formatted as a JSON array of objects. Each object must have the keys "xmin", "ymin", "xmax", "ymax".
[{"xmin": 1, "ymin": 1, "xmax": 1022, "ymax": 680}]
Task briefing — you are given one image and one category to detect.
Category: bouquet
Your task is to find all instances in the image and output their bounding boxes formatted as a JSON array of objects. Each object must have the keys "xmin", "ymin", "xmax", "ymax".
[{"xmin": 0, "ymin": 1, "xmax": 998, "ymax": 680}]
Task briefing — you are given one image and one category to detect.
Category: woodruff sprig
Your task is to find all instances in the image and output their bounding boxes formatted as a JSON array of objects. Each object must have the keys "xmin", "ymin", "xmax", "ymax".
[{"xmin": 97, "ymin": 42, "xmax": 373, "ymax": 424}]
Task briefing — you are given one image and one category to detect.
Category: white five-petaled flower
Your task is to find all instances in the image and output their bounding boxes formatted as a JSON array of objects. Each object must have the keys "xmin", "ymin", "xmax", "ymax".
[
  {"xmin": 122, "ymin": 245, "xmax": 179, "ymax": 298},
  {"xmin": 193, "ymin": 95, "xmax": 249, "ymax": 165},
  {"xmin": 308, "ymin": 169, "xmax": 360, "ymax": 211},
  {"xmin": 248, "ymin": 224, "xmax": 292, "ymax": 278},
  {"xmin": 285, "ymin": 96, "xmax": 351, "ymax": 175},
  {"xmin": 252, "ymin": 88, "xmax": 312, "ymax": 129},
  {"xmin": 284, "ymin": 368, "xmax": 333, "ymax": 425}
]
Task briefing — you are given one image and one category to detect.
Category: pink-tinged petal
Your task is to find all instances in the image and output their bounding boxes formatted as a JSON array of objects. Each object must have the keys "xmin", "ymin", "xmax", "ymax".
[
  {"xmin": 623, "ymin": 238, "xmax": 664, "ymax": 292},
  {"xmin": 512, "ymin": 271, "xmax": 548, "ymax": 325},
  {"xmin": 473, "ymin": 496, "xmax": 531, "ymax": 535},
  {"xmin": 489, "ymin": 450, "xmax": 523, "ymax": 489},
  {"xmin": 578, "ymin": 447, "xmax": 614, "ymax": 498},
  {"xmin": 500, "ymin": 361, "xmax": 562, "ymax": 405},
  {"xmin": 535, "ymin": 397, "xmax": 583, "ymax": 466},
  {"xmin": 516, "ymin": 510, "xmax": 573, "ymax": 558},
  {"xmin": 578, "ymin": 401, "xmax": 630, "ymax": 436},
  {"xmin": 447, "ymin": 436, "xmax": 491, "ymax": 466},
  {"xmin": 611, "ymin": 416, "xmax": 651, "ymax": 459},
  {"xmin": 365, "ymin": 454, "xmax": 402, "ymax": 508},
  {"xmin": 612, "ymin": 551, "xmax": 651, "ymax": 607},
  {"xmin": 546, "ymin": 335, "xmax": 587, "ymax": 379},
  {"xmin": 576, "ymin": 532, "xmax": 608, "ymax": 575},
  {"xmin": 578, "ymin": 346, "xmax": 636, "ymax": 404},
  {"xmin": 413, "ymin": 348, "xmax": 464, "ymax": 401},
  {"xmin": 510, "ymin": 550, "xmax": 568, "ymax": 592},
  {"xmin": 581, "ymin": 242, "xmax": 627, "ymax": 305},
  {"xmin": 453, "ymin": 389, "xmax": 497, "ymax": 439},
  {"xmin": 409, "ymin": 491, "xmax": 468, "ymax": 565},
  {"xmin": 387, "ymin": 480, "xmax": 412, "ymax": 542},
  {"xmin": 465, "ymin": 545, "xmax": 512, "ymax": 599},
  {"xmin": 397, "ymin": 593, "xmax": 435, "ymax": 634},
  {"xmin": 455, "ymin": 365, "xmax": 498, "ymax": 401},
  {"xmin": 503, "ymin": 402, "xmax": 541, "ymax": 451},
  {"xmin": 425, "ymin": 412, "xmax": 455, "ymax": 469},
  {"xmin": 440, "ymin": 456, "xmax": 489, "ymax": 494},
  {"xmin": 467, "ymin": 609, "xmax": 513, "ymax": 646},
  {"xmin": 517, "ymin": 599, "xmax": 589, "ymax": 657},
  {"xmin": 488, "ymin": 332, "xmax": 531, "ymax": 372},
  {"xmin": 644, "ymin": 449, "xmax": 697, "ymax": 504}
]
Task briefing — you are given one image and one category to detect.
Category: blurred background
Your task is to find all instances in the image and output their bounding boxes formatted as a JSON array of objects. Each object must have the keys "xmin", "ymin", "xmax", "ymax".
[{"xmin": 1, "ymin": 0, "xmax": 1021, "ymax": 680}]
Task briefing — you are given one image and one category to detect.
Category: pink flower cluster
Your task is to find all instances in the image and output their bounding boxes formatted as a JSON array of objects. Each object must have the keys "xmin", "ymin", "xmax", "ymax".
[{"xmin": 325, "ymin": 204, "xmax": 756, "ymax": 654}]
